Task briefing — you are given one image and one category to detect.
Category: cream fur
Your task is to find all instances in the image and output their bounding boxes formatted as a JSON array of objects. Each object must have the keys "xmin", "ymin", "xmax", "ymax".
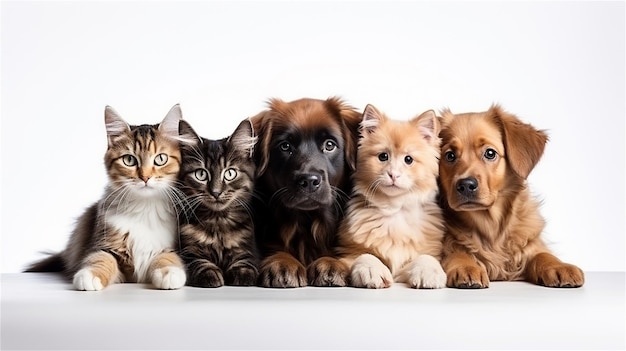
[{"xmin": 338, "ymin": 106, "xmax": 446, "ymax": 288}]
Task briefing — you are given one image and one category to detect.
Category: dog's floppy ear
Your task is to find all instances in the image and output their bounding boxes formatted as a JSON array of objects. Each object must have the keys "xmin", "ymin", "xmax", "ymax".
[
  {"xmin": 325, "ymin": 96, "xmax": 361, "ymax": 171},
  {"xmin": 489, "ymin": 104, "xmax": 548, "ymax": 179},
  {"xmin": 250, "ymin": 110, "xmax": 273, "ymax": 177}
]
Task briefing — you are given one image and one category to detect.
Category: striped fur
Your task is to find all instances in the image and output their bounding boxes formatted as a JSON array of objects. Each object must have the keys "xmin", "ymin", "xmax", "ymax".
[{"xmin": 177, "ymin": 118, "xmax": 260, "ymax": 287}]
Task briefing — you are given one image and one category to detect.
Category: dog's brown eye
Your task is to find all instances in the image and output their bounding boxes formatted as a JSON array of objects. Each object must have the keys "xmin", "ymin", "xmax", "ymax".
[
  {"xmin": 323, "ymin": 140, "xmax": 337, "ymax": 152},
  {"xmin": 279, "ymin": 142, "xmax": 291, "ymax": 152},
  {"xmin": 484, "ymin": 148, "xmax": 497, "ymax": 161},
  {"xmin": 444, "ymin": 151, "xmax": 456, "ymax": 162},
  {"xmin": 404, "ymin": 155, "xmax": 413, "ymax": 165},
  {"xmin": 378, "ymin": 153, "xmax": 389, "ymax": 162}
]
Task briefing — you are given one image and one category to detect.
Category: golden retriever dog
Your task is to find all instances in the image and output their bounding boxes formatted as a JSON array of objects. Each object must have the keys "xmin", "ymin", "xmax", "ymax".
[
  {"xmin": 251, "ymin": 97, "xmax": 361, "ymax": 287},
  {"xmin": 438, "ymin": 104, "xmax": 584, "ymax": 288}
]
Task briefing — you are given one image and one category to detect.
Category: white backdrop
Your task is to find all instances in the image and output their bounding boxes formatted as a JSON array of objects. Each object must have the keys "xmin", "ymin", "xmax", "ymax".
[{"xmin": 1, "ymin": 1, "xmax": 624, "ymax": 273}]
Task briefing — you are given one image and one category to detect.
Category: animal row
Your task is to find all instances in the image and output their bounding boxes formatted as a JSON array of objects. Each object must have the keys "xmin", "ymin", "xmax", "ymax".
[{"xmin": 25, "ymin": 97, "xmax": 585, "ymax": 290}]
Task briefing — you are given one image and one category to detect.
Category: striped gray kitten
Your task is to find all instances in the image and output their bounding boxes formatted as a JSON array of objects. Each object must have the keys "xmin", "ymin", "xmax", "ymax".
[
  {"xmin": 177, "ymin": 118, "xmax": 260, "ymax": 287},
  {"xmin": 25, "ymin": 105, "xmax": 189, "ymax": 291}
]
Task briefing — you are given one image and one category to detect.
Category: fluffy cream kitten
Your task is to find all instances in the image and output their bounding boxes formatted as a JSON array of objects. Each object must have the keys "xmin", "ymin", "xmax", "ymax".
[{"xmin": 337, "ymin": 104, "xmax": 446, "ymax": 288}]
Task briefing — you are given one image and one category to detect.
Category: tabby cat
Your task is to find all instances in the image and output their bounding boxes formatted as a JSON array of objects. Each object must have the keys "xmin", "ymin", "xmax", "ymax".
[
  {"xmin": 25, "ymin": 104, "xmax": 189, "ymax": 291},
  {"xmin": 336, "ymin": 104, "xmax": 447, "ymax": 288},
  {"xmin": 177, "ymin": 118, "xmax": 260, "ymax": 287}
]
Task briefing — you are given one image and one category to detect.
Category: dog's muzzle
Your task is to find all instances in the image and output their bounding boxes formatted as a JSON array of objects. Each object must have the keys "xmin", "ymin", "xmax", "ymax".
[{"xmin": 296, "ymin": 173, "xmax": 322, "ymax": 194}]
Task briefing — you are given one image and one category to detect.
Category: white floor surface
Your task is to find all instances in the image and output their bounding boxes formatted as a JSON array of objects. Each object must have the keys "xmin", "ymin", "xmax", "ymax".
[{"xmin": 1, "ymin": 272, "xmax": 624, "ymax": 350}]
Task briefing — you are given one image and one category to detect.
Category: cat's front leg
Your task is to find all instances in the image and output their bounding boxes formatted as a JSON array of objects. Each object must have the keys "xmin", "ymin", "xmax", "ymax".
[
  {"xmin": 149, "ymin": 251, "xmax": 186, "ymax": 289},
  {"xmin": 186, "ymin": 259, "xmax": 224, "ymax": 288},
  {"xmin": 225, "ymin": 260, "xmax": 259, "ymax": 286},
  {"xmin": 73, "ymin": 250, "xmax": 121, "ymax": 291},
  {"xmin": 350, "ymin": 254, "xmax": 393, "ymax": 289},
  {"xmin": 398, "ymin": 254, "xmax": 446, "ymax": 289}
]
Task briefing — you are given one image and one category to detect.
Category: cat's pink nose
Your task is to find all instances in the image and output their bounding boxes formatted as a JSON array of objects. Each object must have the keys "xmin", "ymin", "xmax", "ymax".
[
  {"xmin": 141, "ymin": 176, "xmax": 150, "ymax": 184},
  {"xmin": 388, "ymin": 172, "xmax": 400, "ymax": 182}
]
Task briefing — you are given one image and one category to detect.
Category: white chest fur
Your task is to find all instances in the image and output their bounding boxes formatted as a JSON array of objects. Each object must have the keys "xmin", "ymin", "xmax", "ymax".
[{"xmin": 106, "ymin": 197, "xmax": 177, "ymax": 283}]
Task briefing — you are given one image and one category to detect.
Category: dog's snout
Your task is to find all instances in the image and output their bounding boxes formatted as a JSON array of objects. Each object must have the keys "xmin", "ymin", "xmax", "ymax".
[
  {"xmin": 297, "ymin": 173, "xmax": 322, "ymax": 193},
  {"xmin": 456, "ymin": 177, "xmax": 478, "ymax": 197}
]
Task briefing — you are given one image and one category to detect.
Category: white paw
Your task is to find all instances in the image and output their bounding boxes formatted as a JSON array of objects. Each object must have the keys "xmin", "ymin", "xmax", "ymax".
[
  {"xmin": 152, "ymin": 265, "xmax": 186, "ymax": 290},
  {"xmin": 404, "ymin": 255, "xmax": 446, "ymax": 289},
  {"xmin": 350, "ymin": 254, "xmax": 393, "ymax": 289},
  {"xmin": 73, "ymin": 268, "xmax": 104, "ymax": 291}
]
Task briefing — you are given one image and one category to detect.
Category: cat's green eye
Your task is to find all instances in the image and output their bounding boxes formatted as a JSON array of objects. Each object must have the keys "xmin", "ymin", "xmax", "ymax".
[
  {"xmin": 224, "ymin": 168, "xmax": 238, "ymax": 181},
  {"xmin": 194, "ymin": 169, "xmax": 208, "ymax": 181},
  {"xmin": 378, "ymin": 153, "xmax": 389, "ymax": 162},
  {"xmin": 154, "ymin": 153, "xmax": 168, "ymax": 166},
  {"xmin": 122, "ymin": 155, "xmax": 137, "ymax": 167}
]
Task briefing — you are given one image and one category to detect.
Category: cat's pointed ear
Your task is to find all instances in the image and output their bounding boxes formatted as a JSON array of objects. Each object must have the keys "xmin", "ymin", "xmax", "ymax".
[
  {"xmin": 159, "ymin": 104, "xmax": 183, "ymax": 139},
  {"xmin": 105, "ymin": 105, "xmax": 130, "ymax": 147},
  {"xmin": 178, "ymin": 120, "xmax": 202, "ymax": 146},
  {"xmin": 360, "ymin": 104, "xmax": 384, "ymax": 134},
  {"xmin": 229, "ymin": 118, "xmax": 257, "ymax": 158},
  {"xmin": 411, "ymin": 109, "xmax": 440, "ymax": 144}
]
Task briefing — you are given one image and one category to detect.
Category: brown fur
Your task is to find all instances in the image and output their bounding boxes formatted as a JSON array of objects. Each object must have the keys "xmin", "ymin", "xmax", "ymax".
[
  {"xmin": 251, "ymin": 97, "xmax": 361, "ymax": 287},
  {"xmin": 438, "ymin": 104, "xmax": 584, "ymax": 288}
]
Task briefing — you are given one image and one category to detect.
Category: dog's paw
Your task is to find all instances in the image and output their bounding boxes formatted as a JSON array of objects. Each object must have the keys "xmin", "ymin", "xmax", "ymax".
[
  {"xmin": 307, "ymin": 256, "xmax": 349, "ymax": 287},
  {"xmin": 351, "ymin": 254, "xmax": 393, "ymax": 289},
  {"xmin": 259, "ymin": 256, "xmax": 307, "ymax": 288},
  {"xmin": 404, "ymin": 255, "xmax": 447, "ymax": 289},
  {"xmin": 225, "ymin": 265, "xmax": 259, "ymax": 286},
  {"xmin": 446, "ymin": 264, "xmax": 489, "ymax": 289},
  {"xmin": 152, "ymin": 265, "xmax": 186, "ymax": 290},
  {"xmin": 187, "ymin": 265, "xmax": 223, "ymax": 288},
  {"xmin": 536, "ymin": 263, "xmax": 585, "ymax": 288},
  {"xmin": 73, "ymin": 268, "xmax": 104, "ymax": 291}
]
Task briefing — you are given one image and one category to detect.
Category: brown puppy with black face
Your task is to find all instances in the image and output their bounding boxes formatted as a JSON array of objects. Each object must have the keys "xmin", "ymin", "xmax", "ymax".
[
  {"xmin": 438, "ymin": 104, "xmax": 584, "ymax": 288},
  {"xmin": 251, "ymin": 97, "xmax": 361, "ymax": 287}
]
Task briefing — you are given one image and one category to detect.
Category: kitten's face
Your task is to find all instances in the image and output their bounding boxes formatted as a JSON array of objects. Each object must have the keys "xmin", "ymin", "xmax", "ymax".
[
  {"xmin": 354, "ymin": 105, "xmax": 441, "ymax": 198},
  {"xmin": 179, "ymin": 119, "xmax": 256, "ymax": 212},
  {"xmin": 104, "ymin": 105, "xmax": 183, "ymax": 198}
]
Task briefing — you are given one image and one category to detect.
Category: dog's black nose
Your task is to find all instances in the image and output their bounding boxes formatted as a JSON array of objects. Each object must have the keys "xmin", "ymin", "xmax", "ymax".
[
  {"xmin": 456, "ymin": 177, "xmax": 478, "ymax": 197},
  {"xmin": 297, "ymin": 173, "xmax": 322, "ymax": 193}
]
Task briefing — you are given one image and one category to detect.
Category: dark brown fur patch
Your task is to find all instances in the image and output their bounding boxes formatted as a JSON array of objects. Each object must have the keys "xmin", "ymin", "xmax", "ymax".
[{"xmin": 252, "ymin": 97, "xmax": 361, "ymax": 287}]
